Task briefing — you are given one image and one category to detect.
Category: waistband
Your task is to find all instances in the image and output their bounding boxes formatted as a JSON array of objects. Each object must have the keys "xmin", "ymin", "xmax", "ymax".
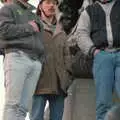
[
  {"xmin": 101, "ymin": 48, "xmax": 120, "ymax": 53},
  {"xmin": 5, "ymin": 48, "xmax": 41, "ymax": 61}
]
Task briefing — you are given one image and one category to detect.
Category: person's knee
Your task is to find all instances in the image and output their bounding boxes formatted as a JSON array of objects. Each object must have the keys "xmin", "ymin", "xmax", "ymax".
[{"xmin": 104, "ymin": 105, "xmax": 120, "ymax": 120}]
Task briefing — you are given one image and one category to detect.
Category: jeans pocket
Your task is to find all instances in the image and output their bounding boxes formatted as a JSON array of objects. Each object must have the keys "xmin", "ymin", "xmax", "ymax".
[
  {"xmin": 94, "ymin": 51, "xmax": 101, "ymax": 59},
  {"xmin": 94, "ymin": 50, "xmax": 107, "ymax": 59},
  {"xmin": 93, "ymin": 51, "xmax": 109, "ymax": 74}
]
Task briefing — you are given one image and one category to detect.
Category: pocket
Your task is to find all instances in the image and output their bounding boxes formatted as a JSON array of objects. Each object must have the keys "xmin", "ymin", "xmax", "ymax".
[
  {"xmin": 94, "ymin": 51, "xmax": 101, "ymax": 58},
  {"xmin": 94, "ymin": 50, "xmax": 107, "ymax": 59},
  {"xmin": 93, "ymin": 50, "xmax": 110, "ymax": 70},
  {"xmin": 4, "ymin": 51, "xmax": 20, "ymax": 70}
]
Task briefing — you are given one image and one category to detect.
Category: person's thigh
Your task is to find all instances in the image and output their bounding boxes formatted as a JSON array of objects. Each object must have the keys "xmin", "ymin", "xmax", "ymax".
[
  {"xmin": 3, "ymin": 51, "xmax": 36, "ymax": 120},
  {"xmin": 49, "ymin": 95, "xmax": 65, "ymax": 120},
  {"xmin": 93, "ymin": 51, "xmax": 114, "ymax": 103},
  {"xmin": 3, "ymin": 51, "xmax": 42, "ymax": 120},
  {"xmin": 30, "ymin": 95, "xmax": 47, "ymax": 120},
  {"xmin": 115, "ymin": 52, "xmax": 120, "ymax": 98},
  {"xmin": 93, "ymin": 51, "xmax": 115, "ymax": 120},
  {"xmin": 4, "ymin": 51, "xmax": 34, "ymax": 105},
  {"xmin": 20, "ymin": 58, "xmax": 42, "ymax": 111}
]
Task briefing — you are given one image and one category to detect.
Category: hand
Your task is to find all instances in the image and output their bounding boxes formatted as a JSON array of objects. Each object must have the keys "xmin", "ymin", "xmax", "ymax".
[
  {"xmin": 94, "ymin": 49, "xmax": 100, "ymax": 56},
  {"xmin": 28, "ymin": 20, "xmax": 40, "ymax": 32}
]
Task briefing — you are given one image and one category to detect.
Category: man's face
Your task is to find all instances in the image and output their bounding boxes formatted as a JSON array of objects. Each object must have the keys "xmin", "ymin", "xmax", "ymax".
[{"xmin": 39, "ymin": 0, "xmax": 57, "ymax": 17}]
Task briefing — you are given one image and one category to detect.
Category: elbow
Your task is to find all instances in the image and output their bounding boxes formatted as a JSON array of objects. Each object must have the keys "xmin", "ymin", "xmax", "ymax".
[{"xmin": 0, "ymin": 32, "xmax": 8, "ymax": 39}]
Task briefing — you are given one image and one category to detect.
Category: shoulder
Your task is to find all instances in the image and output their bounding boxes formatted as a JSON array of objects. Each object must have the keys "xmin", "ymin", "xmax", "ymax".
[
  {"xmin": 1, "ymin": 3, "xmax": 18, "ymax": 9},
  {"xmin": 85, "ymin": 2, "xmax": 103, "ymax": 17},
  {"xmin": 86, "ymin": 2, "xmax": 101, "ymax": 11},
  {"xmin": 0, "ymin": 3, "xmax": 18, "ymax": 13}
]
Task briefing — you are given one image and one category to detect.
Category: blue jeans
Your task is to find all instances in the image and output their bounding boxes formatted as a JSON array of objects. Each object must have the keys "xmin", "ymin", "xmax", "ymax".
[
  {"xmin": 93, "ymin": 51, "xmax": 120, "ymax": 120},
  {"xmin": 3, "ymin": 50, "xmax": 42, "ymax": 120},
  {"xmin": 31, "ymin": 94, "xmax": 65, "ymax": 120}
]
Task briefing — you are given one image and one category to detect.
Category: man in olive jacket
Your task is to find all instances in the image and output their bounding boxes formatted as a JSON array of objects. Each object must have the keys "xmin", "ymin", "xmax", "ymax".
[
  {"xmin": 0, "ymin": 0, "xmax": 45, "ymax": 120},
  {"xmin": 31, "ymin": 1, "xmax": 73, "ymax": 119}
]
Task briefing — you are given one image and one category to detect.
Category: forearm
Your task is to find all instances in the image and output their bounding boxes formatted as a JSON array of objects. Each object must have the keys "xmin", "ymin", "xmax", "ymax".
[{"xmin": 0, "ymin": 22, "xmax": 35, "ymax": 39}]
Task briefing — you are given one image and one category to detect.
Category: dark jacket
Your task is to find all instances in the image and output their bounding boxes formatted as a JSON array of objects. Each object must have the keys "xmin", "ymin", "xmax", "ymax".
[
  {"xmin": 0, "ymin": 0, "xmax": 45, "ymax": 61},
  {"xmin": 74, "ymin": 0, "xmax": 120, "ymax": 56},
  {"xmin": 86, "ymin": 0, "xmax": 120, "ymax": 49}
]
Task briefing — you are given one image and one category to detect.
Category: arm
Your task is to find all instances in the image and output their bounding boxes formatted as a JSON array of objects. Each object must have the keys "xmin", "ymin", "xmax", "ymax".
[
  {"xmin": 74, "ymin": 10, "xmax": 95, "ymax": 56},
  {"xmin": 0, "ymin": 5, "xmax": 36, "ymax": 40}
]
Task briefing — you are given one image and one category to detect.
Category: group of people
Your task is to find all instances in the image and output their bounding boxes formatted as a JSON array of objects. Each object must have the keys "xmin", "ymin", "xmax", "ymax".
[{"xmin": 1, "ymin": 0, "xmax": 120, "ymax": 120}]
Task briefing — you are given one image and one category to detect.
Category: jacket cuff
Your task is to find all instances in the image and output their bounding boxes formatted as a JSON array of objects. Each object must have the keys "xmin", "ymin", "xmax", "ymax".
[{"xmin": 88, "ymin": 45, "xmax": 96, "ymax": 57}]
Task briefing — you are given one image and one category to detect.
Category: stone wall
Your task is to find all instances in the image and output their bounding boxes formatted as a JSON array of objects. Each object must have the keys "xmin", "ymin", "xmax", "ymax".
[{"xmin": 63, "ymin": 79, "xmax": 96, "ymax": 120}]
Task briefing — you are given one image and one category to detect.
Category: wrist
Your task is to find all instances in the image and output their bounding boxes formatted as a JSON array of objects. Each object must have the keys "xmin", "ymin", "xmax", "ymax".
[
  {"xmin": 93, "ymin": 49, "xmax": 100, "ymax": 56},
  {"xmin": 88, "ymin": 46, "xmax": 97, "ymax": 57}
]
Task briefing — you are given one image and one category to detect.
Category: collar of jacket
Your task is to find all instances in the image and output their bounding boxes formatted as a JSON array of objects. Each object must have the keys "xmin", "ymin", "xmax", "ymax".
[
  {"xmin": 14, "ymin": 0, "xmax": 36, "ymax": 10},
  {"xmin": 40, "ymin": 10, "xmax": 57, "ymax": 33}
]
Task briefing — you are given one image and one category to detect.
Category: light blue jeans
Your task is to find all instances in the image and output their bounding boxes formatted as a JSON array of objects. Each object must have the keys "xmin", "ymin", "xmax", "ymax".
[
  {"xmin": 93, "ymin": 51, "xmax": 120, "ymax": 120},
  {"xmin": 3, "ymin": 50, "xmax": 42, "ymax": 120},
  {"xmin": 30, "ymin": 94, "xmax": 65, "ymax": 120}
]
